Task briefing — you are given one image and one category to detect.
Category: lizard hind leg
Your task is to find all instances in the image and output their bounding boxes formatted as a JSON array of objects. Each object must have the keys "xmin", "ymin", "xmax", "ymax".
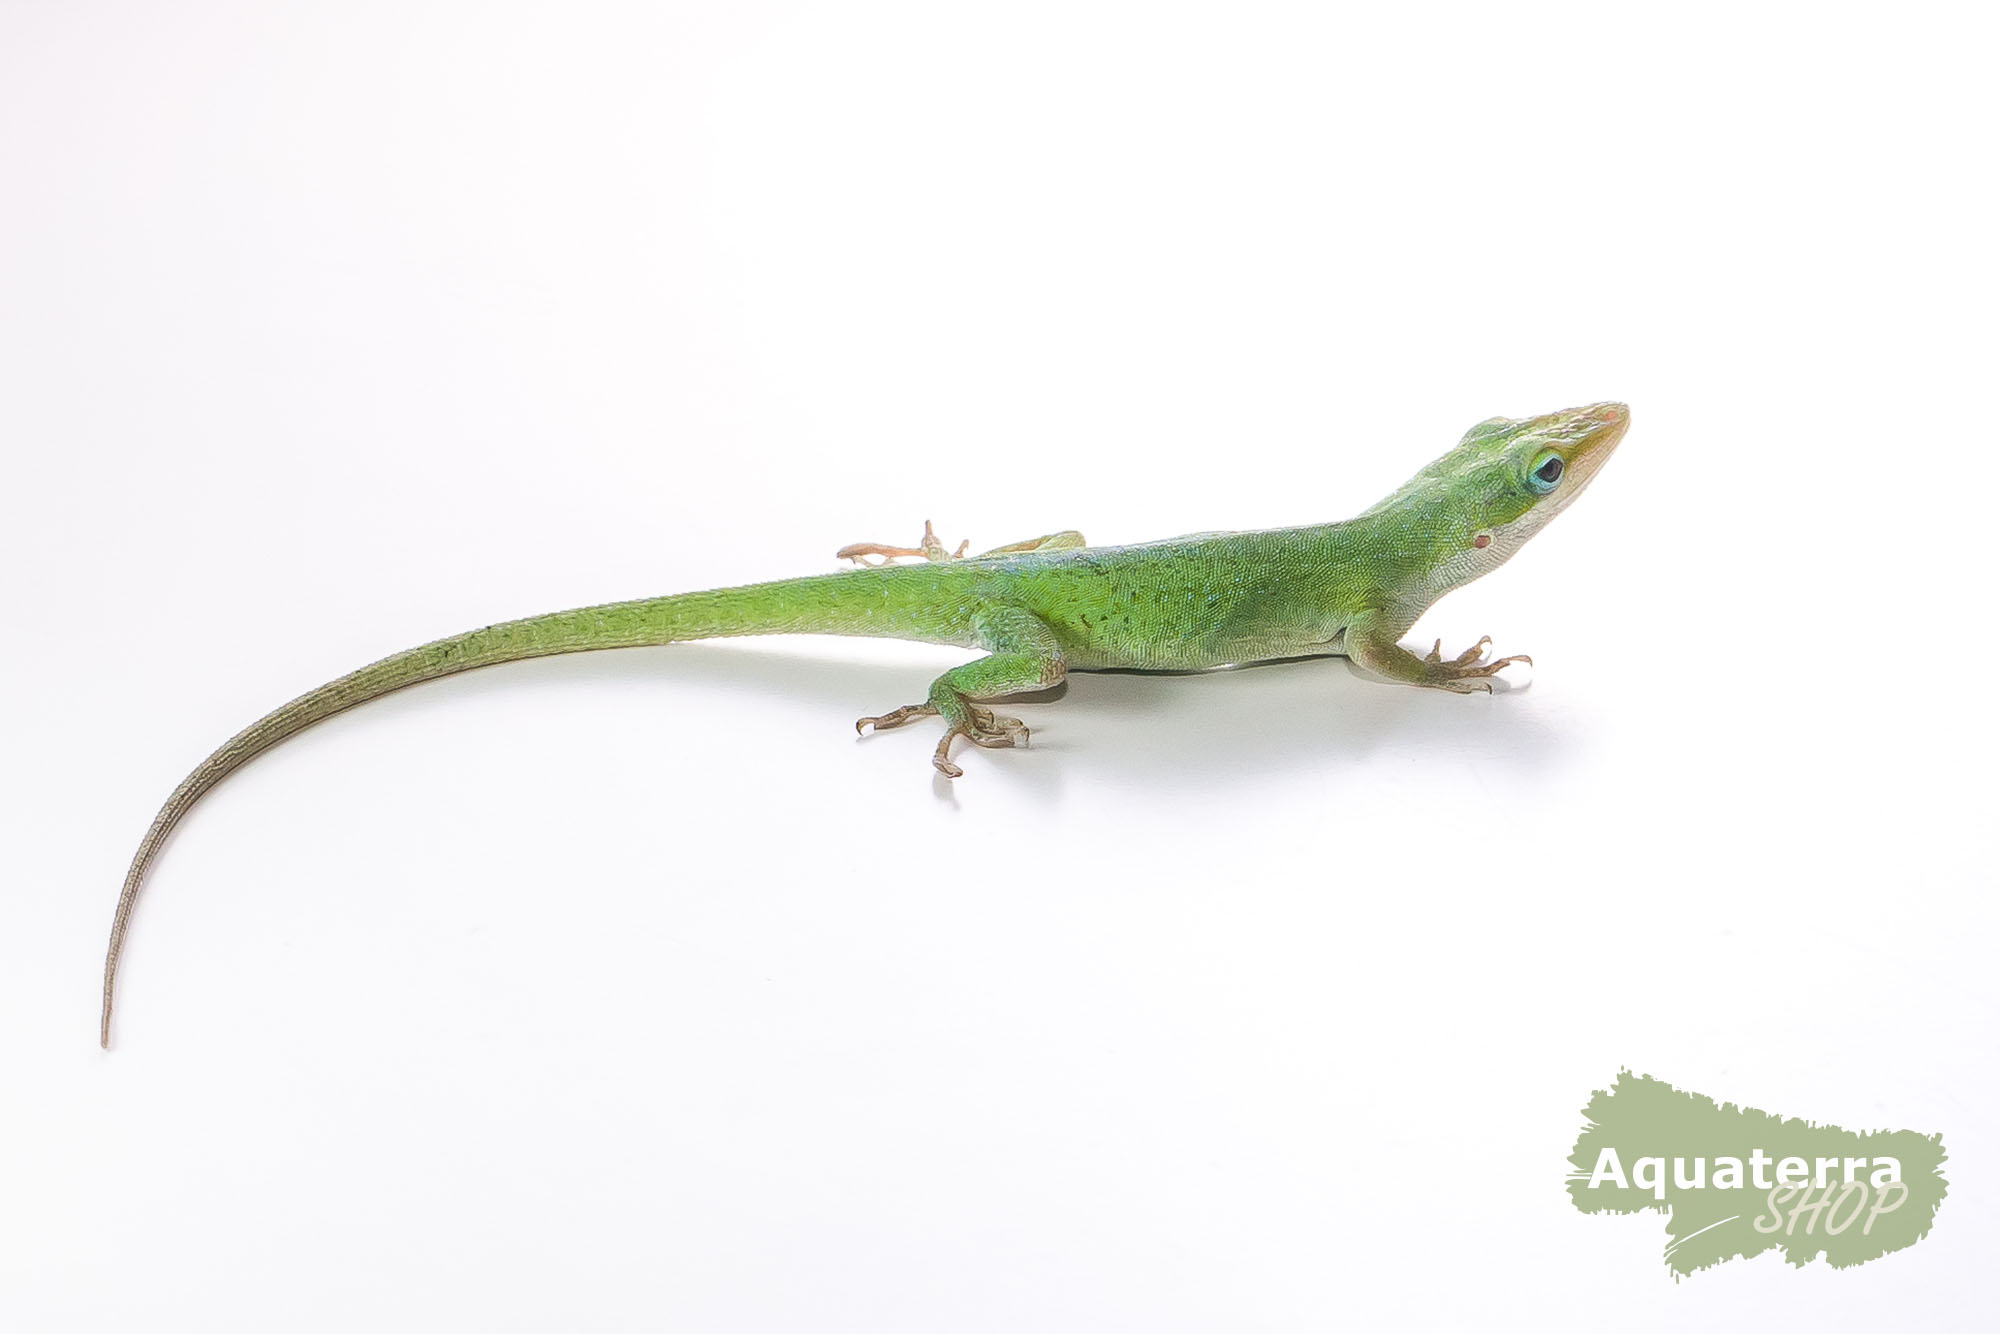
[
  {"xmin": 836, "ymin": 520, "xmax": 968, "ymax": 567},
  {"xmin": 837, "ymin": 523, "xmax": 1088, "ymax": 567},
  {"xmin": 972, "ymin": 530, "xmax": 1087, "ymax": 557},
  {"xmin": 856, "ymin": 607, "xmax": 1066, "ymax": 777}
]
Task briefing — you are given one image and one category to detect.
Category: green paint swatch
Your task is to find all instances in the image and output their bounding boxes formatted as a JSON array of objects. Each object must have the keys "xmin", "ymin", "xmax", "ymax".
[{"xmin": 1567, "ymin": 1071, "xmax": 1946, "ymax": 1278}]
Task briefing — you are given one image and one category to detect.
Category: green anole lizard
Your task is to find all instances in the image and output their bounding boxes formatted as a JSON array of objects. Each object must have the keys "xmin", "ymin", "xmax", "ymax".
[{"xmin": 99, "ymin": 401, "xmax": 1628, "ymax": 1045}]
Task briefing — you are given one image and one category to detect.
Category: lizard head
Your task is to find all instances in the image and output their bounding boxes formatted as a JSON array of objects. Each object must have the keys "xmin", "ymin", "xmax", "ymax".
[
  {"xmin": 1455, "ymin": 400, "xmax": 1627, "ymax": 537},
  {"xmin": 1367, "ymin": 401, "xmax": 1629, "ymax": 599}
]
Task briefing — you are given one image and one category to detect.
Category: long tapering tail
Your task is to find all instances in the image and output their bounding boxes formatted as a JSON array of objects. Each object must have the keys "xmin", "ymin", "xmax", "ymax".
[{"xmin": 100, "ymin": 565, "xmax": 979, "ymax": 1045}]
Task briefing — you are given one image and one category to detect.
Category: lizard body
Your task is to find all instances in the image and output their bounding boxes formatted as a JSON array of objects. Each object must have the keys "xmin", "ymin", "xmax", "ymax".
[{"xmin": 99, "ymin": 401, "xmax": 1628, "ymax": 1044}]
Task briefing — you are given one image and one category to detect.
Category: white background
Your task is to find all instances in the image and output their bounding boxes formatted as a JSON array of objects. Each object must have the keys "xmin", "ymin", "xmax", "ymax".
[{"xmin": 3, "ymin": 2, "xmax": 1995, "ymax": 1329}]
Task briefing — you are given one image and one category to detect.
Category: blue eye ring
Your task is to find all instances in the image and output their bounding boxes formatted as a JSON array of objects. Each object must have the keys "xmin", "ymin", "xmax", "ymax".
[{"xmin": 1530, "ymin": 453, "xmax": 1565, "ymax": 493}]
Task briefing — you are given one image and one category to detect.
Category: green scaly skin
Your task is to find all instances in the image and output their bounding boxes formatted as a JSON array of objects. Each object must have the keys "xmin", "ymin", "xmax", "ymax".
[{"xmin": 100, "ymin": 402, "xmax": 1629, "ymax": 1045}]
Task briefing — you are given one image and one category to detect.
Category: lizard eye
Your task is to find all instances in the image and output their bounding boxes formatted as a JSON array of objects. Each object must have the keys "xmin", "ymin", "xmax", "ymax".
[{"xmin": 1530, "ymin": 453, "xmax": 1565, "ymax": 492}]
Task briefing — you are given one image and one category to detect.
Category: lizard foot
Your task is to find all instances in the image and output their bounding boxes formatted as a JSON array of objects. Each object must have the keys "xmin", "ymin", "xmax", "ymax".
[
  {"xmin": 858, "ymin": 701, "xmax": 1029, "ymax": 775},
  {"xmin": 930, "ymin": 708, "xmax": 1030, "ymax": 778},
  {"xmin": 1424, "ymin": 636, "xmax": 1532, "ymax": 693},
  {"xmin": 836, "ymin": 520, "xmax": 968, "ymax": 567},
  {"xmin": 963, "ymin": 704, "xmax": 1030, "ymax": 748},
  {"xmin": 866, "ymin": 610, "xmax": 1059, "ymax": 777}
]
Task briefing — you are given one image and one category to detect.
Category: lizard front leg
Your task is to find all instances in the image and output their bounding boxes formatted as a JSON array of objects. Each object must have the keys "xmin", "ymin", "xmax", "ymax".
[
  {"xmin": 856, "ymin": 607, "xmax": 1065, "ymax": 776},
  {"xmin": 1344, "ymin": 616, "xmax": 1531, "ymax": 694}
]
